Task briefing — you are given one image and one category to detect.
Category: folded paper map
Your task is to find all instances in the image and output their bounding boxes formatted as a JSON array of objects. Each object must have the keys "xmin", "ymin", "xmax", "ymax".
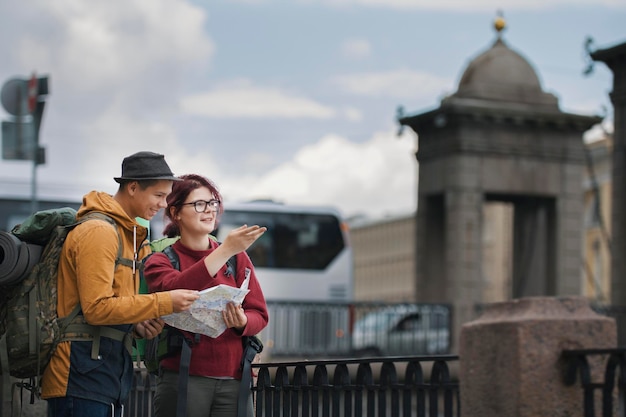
[{"xmin": 162, "ymin": 271, "xmax": 250, "ymax": 338}]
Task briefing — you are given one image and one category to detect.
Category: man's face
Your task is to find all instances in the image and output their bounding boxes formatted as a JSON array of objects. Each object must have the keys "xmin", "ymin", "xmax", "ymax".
[{"xmin": 129, "ymin": 180, "xmax": 173, "ymax": 220}]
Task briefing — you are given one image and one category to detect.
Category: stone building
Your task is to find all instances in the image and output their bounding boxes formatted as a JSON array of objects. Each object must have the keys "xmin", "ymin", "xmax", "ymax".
[
  {"xmin": 351, "ymin": 134, "xmax": 612, "ymax": 305},
  {"xmin": 350, "ymin": 213, "xmax": 416, "ymax": 301},
  {"xmin": 591, "ymin": 42, "xmax": 626, "ymax": 316},
  {"xmin": 352, "ymin": 18, "xmax": 602, "ymax": 353}
]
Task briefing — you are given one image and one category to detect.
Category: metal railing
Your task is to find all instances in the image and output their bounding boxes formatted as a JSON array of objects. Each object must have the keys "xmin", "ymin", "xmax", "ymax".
[
  {"xmin": 125, "ymin": 369, "xmax": 156, "ymax": 417},
  {"xmin": 252, "ymin": 355, "xmax": 460, "ymax": 417},
  {"xmin": 562, "ymin": 348, "xmax": 626, "ymax": 417},
  {"xmin": 263, "ymin": 301, "xmax": 452, "ymax": 358}
]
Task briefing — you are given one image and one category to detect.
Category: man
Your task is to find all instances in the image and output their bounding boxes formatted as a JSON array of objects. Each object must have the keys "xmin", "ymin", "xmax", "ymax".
[{"xmin": 42, "ymin": 151, "xmax": 200, "ymax": 417}]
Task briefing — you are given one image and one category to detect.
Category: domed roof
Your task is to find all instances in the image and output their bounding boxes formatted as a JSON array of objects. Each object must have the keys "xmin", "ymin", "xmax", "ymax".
[
  {"xmin": 448, "ymin": 30, "xmax": 558, "ymax": 109},
  {"xmin": 459, "ymin": 38, "xmax": 542, "ymax": 93}
]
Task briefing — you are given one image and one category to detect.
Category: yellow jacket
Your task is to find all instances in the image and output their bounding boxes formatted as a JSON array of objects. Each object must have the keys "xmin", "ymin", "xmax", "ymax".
[{"xmin": 42, "ymin": 191, "xmax": 173, "ymax": 404}]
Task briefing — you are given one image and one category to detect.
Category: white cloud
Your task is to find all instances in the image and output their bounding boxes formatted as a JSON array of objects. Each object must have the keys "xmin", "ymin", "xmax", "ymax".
[
  {"xmin": 583, "ymin": 120, "xmax": 613, "ymax": 143},
  {"xmin": 331, "ymin": 69, "xmax": 453, "ymax": 100},
  {"xmin": 10, "ymin": 0, "xmax": 214, "ymax": 119},
  {"xmin": 180, "ymin": 80, "xmax": 339, "ymax": 119},
  {"xmin": 49, "ymin": 1, "xmax": 210, "ymax": 86},
  {"xmin": 219, "ymin": 128, "xmax": 418, "ymax": 219},
  {"xmin": 340, "ymin": 38, "xmax": 372, "ymax": 60}
]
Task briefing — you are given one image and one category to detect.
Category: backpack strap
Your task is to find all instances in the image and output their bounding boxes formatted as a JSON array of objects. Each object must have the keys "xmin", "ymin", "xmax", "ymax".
[
  {"xmin": 62, "ymin": 314, "xmax": 133, "ymax": 360},
  {"xmin": 221, "ymin": 251, "xmax": 263, "ymax": 417},
  {"xmin": 176, "ymin": 338, "xmax": 192, "ymax": 417},
  {"xmin": 238, "ymin": 335, "xmax": 263, "ymax": 417},
  {"xmin": 163, "ymin": 245, "xmax": 180, "ymax": 271},
  {"xmin": 159, "ymin": 245, "xmax": 191, "ymax": 417},
  {"xmin": 58, "ymin": 213, "xmax": 136, "ymax": 359},
  {"xmin": 227, "ymin": 253, "xmax": 265, "ymax": 417},
  {"xmin": 163, "ymin": 329, "xmax": 198, "ymax": 417},
  {"xmin": 81, "ymin": 212, "xmax": 142, "ymax": 273},
  {"xmin": 226, "ymin": 252, "xmax": 238, "ymax": 282}
]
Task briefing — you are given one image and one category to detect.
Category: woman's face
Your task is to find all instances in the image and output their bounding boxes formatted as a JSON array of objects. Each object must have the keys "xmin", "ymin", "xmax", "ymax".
[{"xmin": 176, "ymin": 186, "xmax": 219, "ymax": 237}]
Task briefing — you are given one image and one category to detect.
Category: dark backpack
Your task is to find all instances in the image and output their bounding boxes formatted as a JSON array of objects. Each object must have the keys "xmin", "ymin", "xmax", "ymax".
[
  {"xmin": 0, "ymin": 208, "xmax": 134, "ymax": 405},
  {"xmin": 143, "ymin": 244, "xmax": 263, "ymax": 417}
]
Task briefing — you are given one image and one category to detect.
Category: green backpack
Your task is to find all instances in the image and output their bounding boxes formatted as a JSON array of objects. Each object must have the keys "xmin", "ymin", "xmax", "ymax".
[
  {"xmin": 138, "ymin": 237, "xmax": 182, "ymax": 372},
  {"xmin": 0, "ymin": 208, "xmax": 133, "ymax": 400},
  {"xmin": 132, "ymin": 235, "xmax": 180, "ymax": 364}
]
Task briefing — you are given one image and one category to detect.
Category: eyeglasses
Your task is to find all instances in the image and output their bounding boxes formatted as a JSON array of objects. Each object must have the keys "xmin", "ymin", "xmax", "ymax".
[{"xmin": 182, "ymin": 199, "xmax": 221, "ymax": 213}]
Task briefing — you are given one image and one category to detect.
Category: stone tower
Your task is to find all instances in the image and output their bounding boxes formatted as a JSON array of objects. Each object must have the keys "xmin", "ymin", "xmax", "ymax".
[
  {"xmin": 398, "ymin": 18, "xmax": 602, "ymax": 352},
  {"xmin": 591, "ymin": 41, "xmax": 626, "ymax": 312}
]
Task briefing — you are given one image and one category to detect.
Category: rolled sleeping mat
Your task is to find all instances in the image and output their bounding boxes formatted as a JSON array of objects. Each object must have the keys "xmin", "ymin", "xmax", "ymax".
[{"xmin": 0, "ymin": 231, "xmax": 43, "ymax": 286}]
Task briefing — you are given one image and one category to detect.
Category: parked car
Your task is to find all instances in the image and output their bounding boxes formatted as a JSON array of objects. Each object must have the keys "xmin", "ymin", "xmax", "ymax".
[{"xmin": 351, "ymin": 304, "xmax": 451, "ymax": 357}]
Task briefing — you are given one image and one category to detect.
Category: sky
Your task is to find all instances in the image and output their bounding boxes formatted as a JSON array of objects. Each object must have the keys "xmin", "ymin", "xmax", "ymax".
[{"xmin": 0, "ymin": 0, "xmax": 623, "ymax": 221}]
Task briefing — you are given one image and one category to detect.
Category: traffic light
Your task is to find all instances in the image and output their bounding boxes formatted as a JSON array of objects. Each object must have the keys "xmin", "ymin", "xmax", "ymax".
[{"xmin": 1, "ymin": 74, "xmax": 50, "ymax": 164}]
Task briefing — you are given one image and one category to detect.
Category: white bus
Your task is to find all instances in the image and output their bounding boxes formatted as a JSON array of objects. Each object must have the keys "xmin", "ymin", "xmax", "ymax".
[{"xmin": 214, "ymin": 200, "xmax": 354, "ymax": 302}]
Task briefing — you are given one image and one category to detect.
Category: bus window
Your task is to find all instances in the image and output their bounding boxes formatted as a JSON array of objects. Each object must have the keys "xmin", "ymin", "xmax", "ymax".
[{"xmin": 216, "ymin": 211, "xmax": 345, "ymax": 270}]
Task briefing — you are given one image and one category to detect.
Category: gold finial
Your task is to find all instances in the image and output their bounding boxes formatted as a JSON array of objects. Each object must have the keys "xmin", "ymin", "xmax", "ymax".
[{"xmin": 494, "ymin": 10, "xmax": 506, "ymax": 35}]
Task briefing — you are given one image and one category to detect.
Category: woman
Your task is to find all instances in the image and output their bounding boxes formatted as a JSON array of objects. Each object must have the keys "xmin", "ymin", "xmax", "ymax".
[{"xmin": 144, "ymin": 174, "xmax": 268, "ymax": 417}]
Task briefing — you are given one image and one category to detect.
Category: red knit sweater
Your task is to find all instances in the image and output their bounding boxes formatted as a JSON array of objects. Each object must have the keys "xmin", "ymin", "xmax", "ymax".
[{"xmin": 144, "ymin": 239, "xmax": 269, "ymax": 379}]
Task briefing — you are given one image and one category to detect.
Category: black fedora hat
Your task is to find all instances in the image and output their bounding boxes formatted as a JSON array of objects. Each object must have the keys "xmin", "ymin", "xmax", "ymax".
[{"xmin": 114, "ymin": 151, "xmax": 181, "ymax": 183}]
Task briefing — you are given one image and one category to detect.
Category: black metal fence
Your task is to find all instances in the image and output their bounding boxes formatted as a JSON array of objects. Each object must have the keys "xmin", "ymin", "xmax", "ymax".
[
  {"xmin": 123, "ymin": 357, "xmax": 462, "ymax": 417},
  {"xmin": 562, "ymin": 348, "xmax": 626, "ymax": 417},
  {"xmin": 123, "ymin": 355, "xmax": 461, "ymax": 417},
  {"xmin": 252, "ymin": 356, "xmax": 460, "ymax": 417}
]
